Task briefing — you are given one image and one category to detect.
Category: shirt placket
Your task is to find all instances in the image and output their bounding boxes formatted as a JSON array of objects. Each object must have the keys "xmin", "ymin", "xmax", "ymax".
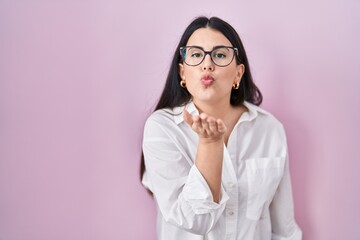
[{"xmin": 222, "ymin": 147, "xmax": 238, "ymax": 240}]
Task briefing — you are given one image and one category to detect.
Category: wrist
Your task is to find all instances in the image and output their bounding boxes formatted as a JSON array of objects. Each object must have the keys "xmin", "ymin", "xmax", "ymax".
[{"xmin": 198, "ymin": 136, "xmax": 224, "ymax": 145}]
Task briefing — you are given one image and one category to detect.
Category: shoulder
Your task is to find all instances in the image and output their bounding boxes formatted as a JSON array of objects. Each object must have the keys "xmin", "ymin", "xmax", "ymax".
[
  {"xmin": 244, "ymin": 102, "xmax": 286, "ymax": 137},
  {"xmin": 145, "ymin": 108, "xmax": 177, "ymax": 126},
  {"xmin": 143, "ymin": 108, "xmax": 181, "ymax": 136}
]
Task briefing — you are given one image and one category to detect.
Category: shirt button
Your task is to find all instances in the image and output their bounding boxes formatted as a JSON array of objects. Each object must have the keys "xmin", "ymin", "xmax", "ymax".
[{"xmin": 228, "ymin": 211, "xmax": 234, "ymax": 216}]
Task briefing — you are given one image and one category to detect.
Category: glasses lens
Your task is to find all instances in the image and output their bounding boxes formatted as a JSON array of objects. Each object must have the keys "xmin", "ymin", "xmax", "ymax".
[
  {"xmin": 211, "ymin": 47, "xmax": 234, "ymax": 66},
  {"xmin": 180, "ymin": 46, "xmax": 236, "ymax": 66},
  {"xmin": 182, "ymin": 47, "xmax": 204, "ymax": 66}
]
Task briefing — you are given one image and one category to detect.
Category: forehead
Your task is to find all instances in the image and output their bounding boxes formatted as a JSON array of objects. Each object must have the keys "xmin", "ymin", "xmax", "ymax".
[{"xmin": 186, "ymin": 27, "xmax": 232, "ymax": 50}]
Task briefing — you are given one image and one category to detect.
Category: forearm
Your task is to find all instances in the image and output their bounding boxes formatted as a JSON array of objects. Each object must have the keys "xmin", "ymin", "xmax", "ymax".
[
  {"xmin": 143, "ymin": 130, "xmax": 228, "ymax": 235},
  {"xmin": 195, "ymin": 138, "xmax": 224, "ymax": 203}
]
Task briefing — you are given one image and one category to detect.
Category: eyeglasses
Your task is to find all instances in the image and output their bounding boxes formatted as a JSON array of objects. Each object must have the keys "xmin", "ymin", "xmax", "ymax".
[{"xmin": 180, "ymin": 46, "xmax": 238, "ymax": 67}]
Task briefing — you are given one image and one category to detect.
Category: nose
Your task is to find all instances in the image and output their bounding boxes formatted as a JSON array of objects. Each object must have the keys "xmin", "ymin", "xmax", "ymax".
[{"xmin": 202, "ymin": 54, "xmax": 214, "ymax": 71}]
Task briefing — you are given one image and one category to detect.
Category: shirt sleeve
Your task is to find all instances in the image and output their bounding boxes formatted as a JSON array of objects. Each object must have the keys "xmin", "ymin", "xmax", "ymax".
[
  {"xmin": 270, "ymin": 153, "xmax": 302, "ymax": 240},
  {"xmin": 142, "ymin": 117, "xmax": 229, "ymax": 235}
]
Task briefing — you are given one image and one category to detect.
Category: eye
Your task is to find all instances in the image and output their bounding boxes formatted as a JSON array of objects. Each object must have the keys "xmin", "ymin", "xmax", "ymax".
[
  {"xmin": 214, "ymin": 53, "xmax": 226, "ymax": 58},
  {"xmin": 190, "ymin": 52, "xmax": 203, "ymax": 58},
  {"xmin": 212, "ymin": 47, "xmax": 230, "ymax": 59}
]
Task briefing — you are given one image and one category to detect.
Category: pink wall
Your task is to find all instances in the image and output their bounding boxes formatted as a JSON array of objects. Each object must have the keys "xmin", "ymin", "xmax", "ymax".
[{"xmin": 1, "ymin": 1, "xmax": 359, "ymax": 239}]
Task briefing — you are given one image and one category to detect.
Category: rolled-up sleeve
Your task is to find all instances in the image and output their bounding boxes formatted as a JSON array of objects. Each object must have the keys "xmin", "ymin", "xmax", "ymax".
[
  {"xmin": 270, "ymin": 153, "xmax": 302, "ymax": 240},
  {"xmin": 142, "ymin": 117, "xmax": 229, "ymax": 235}
]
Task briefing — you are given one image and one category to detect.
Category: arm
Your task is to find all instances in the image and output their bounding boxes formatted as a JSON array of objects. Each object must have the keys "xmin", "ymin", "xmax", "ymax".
[
  {"xmin": 270, "ymin": 153, "xmax": 302, "ymax": 240},
  {"xmin": 183, "ymin": 110, "xmax": 227, "ymax": 203},
  {"xmin": 143, "ymin": 114, "xmax": 229, "ymax": 235}
]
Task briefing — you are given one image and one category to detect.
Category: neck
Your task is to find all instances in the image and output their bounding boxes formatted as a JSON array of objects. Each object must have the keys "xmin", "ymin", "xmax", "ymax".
[{"xmin": 193, "ymin": 98, "xmax": 234, "ymax": 119}]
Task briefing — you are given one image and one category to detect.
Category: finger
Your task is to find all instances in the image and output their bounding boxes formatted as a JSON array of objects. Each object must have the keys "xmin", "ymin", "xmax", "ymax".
[
  {"xmin": 199, "ymin": 112, "xmax": 207, "ymax": 121},
  {"xmin": 216, "ymin": 119, "xmax": 227, "ymax": 134},
  {"xmin": 208, "ymin": 117, "xmax": 217, "ymax": 133},
  {"xmin": 183, "ymin": 109, "xmax": 193, "ymax": 126},
  {"xmin": 192, "ymin": 115, "xmax": 202, "ymax": 131},
  {"xmin": 199, "ymin": 113, "xmax": 209, "ymax": 134}
]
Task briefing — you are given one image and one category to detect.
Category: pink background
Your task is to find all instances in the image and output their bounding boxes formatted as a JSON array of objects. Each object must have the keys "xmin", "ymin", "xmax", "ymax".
[{"xmin": 1, "ymin": 1, "xmax": 359, "ymax": 239}]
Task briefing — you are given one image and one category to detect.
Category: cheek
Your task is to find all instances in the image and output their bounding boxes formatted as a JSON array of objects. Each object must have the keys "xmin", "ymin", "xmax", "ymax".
[
  {"xmin": 221, "ymin": 69, "xmax": 238, "ymax": 82},
  {"xmin": 183, "ymin": 67, "xmax": 196, "ymax": 78},
  {"xmin": 183, "ymin": 69, "xmax": 200, "ymax": 85}
]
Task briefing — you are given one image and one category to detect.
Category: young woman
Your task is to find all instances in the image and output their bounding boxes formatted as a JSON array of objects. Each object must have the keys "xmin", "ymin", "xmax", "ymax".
[{"xmin": 140, "ymin": 16, "xmax": 302, "ymax": 240}]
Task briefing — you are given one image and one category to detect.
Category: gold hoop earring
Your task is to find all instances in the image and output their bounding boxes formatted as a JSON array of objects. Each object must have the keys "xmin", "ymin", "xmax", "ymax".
[
  {"xmin": 233, "ymin": 82, "xmax": 240, "ymax": 90},
  {"xmin": 180, "ymin": 80, "xmax": 186, "ymax": 88}
]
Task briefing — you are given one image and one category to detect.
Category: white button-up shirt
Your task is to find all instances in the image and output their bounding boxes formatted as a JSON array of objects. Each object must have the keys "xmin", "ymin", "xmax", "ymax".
[{"xmin": 142, "ymin": 101, "xmax": 302, "ymax": 240}]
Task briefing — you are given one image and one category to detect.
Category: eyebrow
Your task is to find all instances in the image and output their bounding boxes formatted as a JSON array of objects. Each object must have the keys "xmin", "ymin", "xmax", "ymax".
[{"xmin": 186, "ymin": 45, "xmax": 233, "ymax": 51}]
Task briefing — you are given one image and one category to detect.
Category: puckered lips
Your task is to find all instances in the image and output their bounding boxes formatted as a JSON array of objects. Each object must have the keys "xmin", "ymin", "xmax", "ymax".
[{"xmin": 201, "ymin": 74, "xmax": 215, "ymax": 87}]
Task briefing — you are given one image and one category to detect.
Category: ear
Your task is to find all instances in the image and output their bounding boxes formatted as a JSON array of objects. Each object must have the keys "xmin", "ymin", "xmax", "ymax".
[
  {"xmin": 235, "ymin": 64, "xmax": 245, "ymax": 83},
  {"xmin": 178, "ymin": 63, "xmax": 185, "ymax": 79}
]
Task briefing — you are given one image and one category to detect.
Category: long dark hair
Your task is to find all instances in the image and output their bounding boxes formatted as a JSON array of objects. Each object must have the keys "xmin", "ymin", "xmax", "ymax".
[{"xmin": 140, "ymin": 16, "xmax": 262, "ymax": 187}]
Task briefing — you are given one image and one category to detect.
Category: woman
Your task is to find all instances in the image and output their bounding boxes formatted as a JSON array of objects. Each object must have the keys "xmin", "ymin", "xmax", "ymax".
[{"xmin": 140, "ymin": 16, "xmax": 302, "ymax": 240}]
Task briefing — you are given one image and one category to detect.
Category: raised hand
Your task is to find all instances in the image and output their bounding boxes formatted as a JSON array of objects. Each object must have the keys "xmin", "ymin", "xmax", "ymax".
[{"xmin": 183, "ymin": 109, "xmax": 227, "ymax": 143}]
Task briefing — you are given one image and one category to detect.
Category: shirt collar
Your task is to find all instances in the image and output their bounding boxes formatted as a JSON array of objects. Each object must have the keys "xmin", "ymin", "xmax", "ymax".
[
  {"xmin": 173, "ymin": 101, "xmax": 268, "ymax": 125},
  {"xmin": 173, "ymin": 101, "xmax": 199, "ymax": 125},
  {"xmin": 243, "ymin": 101, "xmax": 273, "ymax": 122}
]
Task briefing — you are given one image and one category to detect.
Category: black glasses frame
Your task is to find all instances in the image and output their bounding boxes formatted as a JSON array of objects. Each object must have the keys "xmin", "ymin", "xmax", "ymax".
[{"xmin": 180, "ymin": 46, "xmax": 239, "ymax": 67}]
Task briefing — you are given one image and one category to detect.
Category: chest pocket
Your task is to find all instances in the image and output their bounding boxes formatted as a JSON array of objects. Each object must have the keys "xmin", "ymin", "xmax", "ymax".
[{"xmin": 245, "ymin": 157, "xmax": 285, "ymax": 220}]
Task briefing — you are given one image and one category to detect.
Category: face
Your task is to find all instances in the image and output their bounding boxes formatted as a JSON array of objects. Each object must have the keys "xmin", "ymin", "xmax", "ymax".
[{"xmin": 179, "ymin": 27, "xmax": 245, "ymax": 106}]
